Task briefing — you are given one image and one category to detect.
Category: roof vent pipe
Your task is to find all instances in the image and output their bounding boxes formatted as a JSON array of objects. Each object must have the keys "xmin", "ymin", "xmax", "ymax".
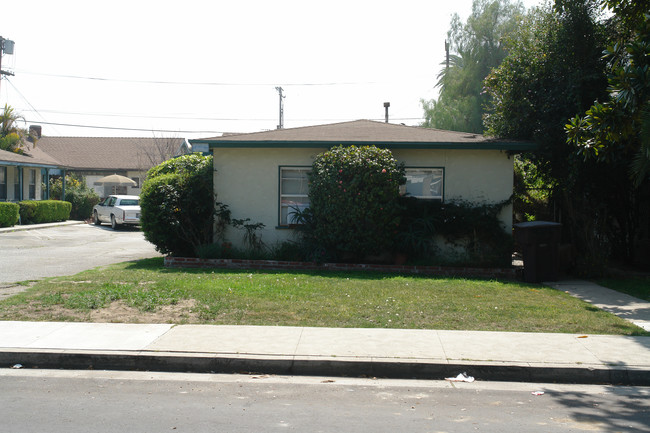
[{"xmin": 383, "ymin": 102, "xmax": 390, "ymax": 123}]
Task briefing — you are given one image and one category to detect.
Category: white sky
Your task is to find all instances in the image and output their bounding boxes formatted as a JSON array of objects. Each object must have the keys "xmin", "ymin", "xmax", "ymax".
[{"xmin": 0, "ymin": 0, "xmax": 542, "ymax": 138}]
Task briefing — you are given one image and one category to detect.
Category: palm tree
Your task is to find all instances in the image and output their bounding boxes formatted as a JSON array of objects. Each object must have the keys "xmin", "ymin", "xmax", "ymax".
[{"xmin": 0, "ymin": 104, "xmax": 28, "ymax": 153}]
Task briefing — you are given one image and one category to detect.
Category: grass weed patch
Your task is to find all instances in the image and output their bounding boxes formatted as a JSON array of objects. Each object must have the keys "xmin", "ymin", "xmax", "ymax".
[{"xmin": 0, "ymin": 257, "xmax": 646, "ymax": 335}]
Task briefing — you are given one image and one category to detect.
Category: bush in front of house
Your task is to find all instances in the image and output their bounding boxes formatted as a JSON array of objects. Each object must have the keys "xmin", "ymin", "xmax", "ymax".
[
  {"xmin": 19, "ymin": 200, "xmax": 71, "ymax": 224},
  {"xmin": 49, "ymin": 174, "xmax": 100, "ymax": 220},
  {"xmin": 140, "ymin": 153, "xmax": 226, "ymax": 257},
  {"xmin": 396, "ymin": 196, "xmax": 513, "ymax": 267},
  {"xmin": 303, "ymin": 145, "xmax": 406, "ymax": 261},
  {"xmin": 0, "ymin": 202, "xmax": 20, "ymax": 227}
]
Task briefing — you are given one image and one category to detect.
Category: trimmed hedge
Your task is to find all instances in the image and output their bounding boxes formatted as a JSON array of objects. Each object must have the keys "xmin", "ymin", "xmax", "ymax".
[
  {"xmin": 140, "ymin": 153, "xmax": 216, "ymax": 257},
  {"xmin": 19, "ymin": 200, "xmax": 71, "ymax": 224},
  {"xmin": 0, "ymin": 202, "xmax": 20, "ymax": 227}
]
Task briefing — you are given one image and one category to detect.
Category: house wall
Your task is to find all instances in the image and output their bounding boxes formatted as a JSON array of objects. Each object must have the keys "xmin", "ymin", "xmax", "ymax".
[
  {"xmin": 212, "ymin": 147, "xmax": 514, "ymax": 250},
  {"xmin": 392, "ymin": 148, "xmax": 514, "ymax": 232},
  {"xmin": 213, "ymin": 147, "xmax": 327, "ymax": 248},
  {"xmin": 81, "ymin": 171, "xmax": 146, "ymax": 199}
]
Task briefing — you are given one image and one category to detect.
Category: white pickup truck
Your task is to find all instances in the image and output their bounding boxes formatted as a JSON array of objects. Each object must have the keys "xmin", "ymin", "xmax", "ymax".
[{"xmin": 93, "ymin": 195, "xmax": 141, "ymax": 229}]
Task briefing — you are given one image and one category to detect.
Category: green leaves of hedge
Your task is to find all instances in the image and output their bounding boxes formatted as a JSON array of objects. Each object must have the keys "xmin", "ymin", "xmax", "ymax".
[
  {"xmin": 140, "ymin": 153, "xmax": 215, "ymax": 257},
  {"xmin": 308, "ymin": 145, "xmax": 405, "ymax": 260}
]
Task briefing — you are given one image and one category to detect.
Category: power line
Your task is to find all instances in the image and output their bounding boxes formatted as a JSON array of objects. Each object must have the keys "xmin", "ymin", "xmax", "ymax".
[
  {"xmin": 23, "ymin": 118, "xmax": 425, "ymax": 135},
  {"xmin": 17, "ymin": 70, "xmax": 380, "ymax": 87},
  {"xmin": 18, "ymin": 108, "xmax": 424, "ymax": 123},
  {"xmin": 23, "ymin": 120, "xmax": 224, "ymax": 135}
]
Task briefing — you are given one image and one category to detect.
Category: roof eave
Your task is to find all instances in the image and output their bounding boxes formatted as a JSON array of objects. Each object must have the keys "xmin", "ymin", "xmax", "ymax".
[{"xmin": 190, "ymin": 139, "xmax": 537, "ymax": 151}]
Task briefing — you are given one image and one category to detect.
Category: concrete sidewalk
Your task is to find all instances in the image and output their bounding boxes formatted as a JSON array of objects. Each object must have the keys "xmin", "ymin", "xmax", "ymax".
[{"xmin": 0, "ymin": 321, "xmax": 649, "ymax": 385}]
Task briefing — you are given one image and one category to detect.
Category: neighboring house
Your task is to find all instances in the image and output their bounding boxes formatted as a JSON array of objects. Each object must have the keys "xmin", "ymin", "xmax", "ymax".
[
  {"xmin": 0, "ymin": 142, "xmax": 64, "ymax": 202},
  {"xmin": 190, "ymin": 119, "xmax": 535, "ymax": 249},
  {"xmin": 34, "ymin": 129, "xmax": 190, "ymax": 198}
]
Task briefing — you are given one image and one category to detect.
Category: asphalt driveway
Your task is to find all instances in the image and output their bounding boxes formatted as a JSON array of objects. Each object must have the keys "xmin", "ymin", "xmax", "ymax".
[{"xmin": 0, "ymin": 223, "xmax": 161, "ymax": 286}]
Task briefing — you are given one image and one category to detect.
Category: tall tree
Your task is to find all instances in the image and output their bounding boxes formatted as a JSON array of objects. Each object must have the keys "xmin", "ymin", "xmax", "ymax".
[
  {"xmin": 421, "ymin": 0, "xmax": 525, "ymax": 133},
  {"xmin": 567, "ymin": 14, "xmax": 650, "ymax": 187},
  {"xmin": 483, "ymin": 0, "xmax": 625, "ymax": 271}
]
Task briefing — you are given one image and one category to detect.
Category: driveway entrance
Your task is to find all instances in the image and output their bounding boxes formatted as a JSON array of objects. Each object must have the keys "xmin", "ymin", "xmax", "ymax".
[{"xmin": 0, "ymin": 224, "xmax": 161, "ymax": 286}]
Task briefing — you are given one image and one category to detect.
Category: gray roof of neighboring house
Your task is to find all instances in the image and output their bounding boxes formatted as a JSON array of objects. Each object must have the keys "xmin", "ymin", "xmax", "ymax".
[
  {"xmin": 0, "ymin": 143, "xmax": 64, "ymax": 168},
  {"xmin": 191, "ymin": 119, "xmax": 535, "ymax": 150},
  {"xmin": 35, "ymin": 136, "xmax": 189, "ymax": 171}
]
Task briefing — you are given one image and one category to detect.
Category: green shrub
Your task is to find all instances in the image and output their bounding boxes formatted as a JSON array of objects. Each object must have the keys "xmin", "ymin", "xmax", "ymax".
[
  {"xmin": 140, "ymin": 153, "xmax": 228, "ymax": 257},
  {"xmin": 49, "ymin": 174, "xmax": 100, "ymax": 220},
  {"xmin": 304, "ymin": 145, "xmax": 406, "ymax": 261},
  {"xmin": 19, "ymin": 200, "xmax": 71, "ymax": 224},
  {"xmin": 0, "ymin": 202, "xmax": 20, "ymax": 227},
  {"xmin": 396, "ymin": 196, "xmax": 513, "ymax": 267}
]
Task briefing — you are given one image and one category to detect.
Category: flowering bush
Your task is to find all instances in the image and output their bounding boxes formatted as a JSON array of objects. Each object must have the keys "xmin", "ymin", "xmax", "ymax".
[{"xmin": 305, "ymin": 145, "xmax": 405, "ymax": 261}]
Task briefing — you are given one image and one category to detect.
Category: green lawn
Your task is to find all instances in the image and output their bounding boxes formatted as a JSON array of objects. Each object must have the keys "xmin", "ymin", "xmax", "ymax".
[
  {"xmin": 0, "ymin": 258, "xmax": 646, "ymax": 335},
  {"xmin": 595, "ymin": 277, "xmax": 650, "ymax": 302}
]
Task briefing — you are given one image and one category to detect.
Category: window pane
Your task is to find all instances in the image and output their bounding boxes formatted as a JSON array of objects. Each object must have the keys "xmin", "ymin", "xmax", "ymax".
[
  {"xmin": 403, "ymin": 168, "xmax": 443, "ymax": 199},
  {"xmin": 280, "ymin": 167, "xmax": 310, "ymax": 225}
]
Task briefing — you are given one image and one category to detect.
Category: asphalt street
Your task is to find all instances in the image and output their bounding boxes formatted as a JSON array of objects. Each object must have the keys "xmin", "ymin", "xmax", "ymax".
[
  {"xmin": 0, "ymin": 223, "xmax": 161, "ymax": 285},
  {"xmin": 1, "ymin": 370, "xmax": 648, "ymax": 433}
]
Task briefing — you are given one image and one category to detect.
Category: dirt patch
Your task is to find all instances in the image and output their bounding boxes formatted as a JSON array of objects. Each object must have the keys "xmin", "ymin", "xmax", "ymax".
[
  {"xmin": 0, "ymin": 283, "xmax": 36, "ymax": 301},
  {"xmin": 89, "ymin": 299, "xmax": 200, "ymax": 323},
  {"xmin": 0, "ymin": 298, "xmax": 201, "ymax": 324}
]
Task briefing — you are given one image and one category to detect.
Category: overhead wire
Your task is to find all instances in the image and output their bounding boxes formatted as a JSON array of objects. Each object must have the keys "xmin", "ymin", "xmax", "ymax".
[{"xmin": 6, "ymin": 71, "xmax": 426, "ymax": 134}]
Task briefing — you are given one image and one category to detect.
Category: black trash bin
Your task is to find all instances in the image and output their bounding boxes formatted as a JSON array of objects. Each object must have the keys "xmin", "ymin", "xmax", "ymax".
[{"xmin": 514, "ymin": 221, "xmax": 562, "ymax": 283}]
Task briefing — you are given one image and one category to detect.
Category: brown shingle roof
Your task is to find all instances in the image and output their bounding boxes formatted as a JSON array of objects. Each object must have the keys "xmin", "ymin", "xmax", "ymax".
[
  {"xmin": 35, "ymin": 136, "xmax": 187, "ymax": 170},
  {"xmin": 0, "ymin": 143, "xmax": 63, "ymax": 168},
  {"xmin": 192, "ymin": 120, "xmax": 533, "ymax": 150}
]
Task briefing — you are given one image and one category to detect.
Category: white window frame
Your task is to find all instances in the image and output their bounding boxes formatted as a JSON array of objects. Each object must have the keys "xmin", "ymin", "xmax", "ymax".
[
  {"xmin": 279, "ymin": 166, "xmax": 310, "ymax": 226},
  {"xmin": 400, "ymin": 167, "xmax": 444, "ymax": 200}
]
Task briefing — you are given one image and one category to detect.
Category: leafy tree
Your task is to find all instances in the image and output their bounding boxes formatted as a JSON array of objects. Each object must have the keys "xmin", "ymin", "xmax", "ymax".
[
  {"xmin": 303, "ymin": 145, "xmax": 405, "ymax": 261},
  {"xmin": 140, "ymin": 153, "xmax": 225, "ymax": 257},
  {"xmin": 567, "ymin": 14, "xmax": 650, "ymax": 186},
  {"xmin": 483, "ymin": 0, "xmax": 622, "ymax": 271},
  {"xmin": 421, "ymin": 0, "xmax": 525, "ymax": 133},
  {"xmin": 597, "ymin": 0, "xmax": 650, "ymax": 31},
  {"xmin": 564, "ymin": 13, "xmax": 650, "ymax": 265},
  {"xmin": 0, "ymin": 104, "xmax": 30, "ymax": 153}
]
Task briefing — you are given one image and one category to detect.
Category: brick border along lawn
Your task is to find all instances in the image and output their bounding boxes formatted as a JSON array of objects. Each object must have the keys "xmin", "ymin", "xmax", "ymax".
[{"xmin": 165, "ymin": 257, "xmax": 520, "ymax": 280}]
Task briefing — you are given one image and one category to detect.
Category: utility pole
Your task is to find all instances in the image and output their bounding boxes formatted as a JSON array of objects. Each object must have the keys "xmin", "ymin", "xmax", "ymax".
[
  {"xmin": 0, "ymin": 36, "xmax": 16, "ymax": 95},
  {"xmin": 445, "ymin": 39, "xmax": 450, "ymax": 70},
  {"xmin": 275, "ymin": 86, "xmax": 285, "ymax": 129}
]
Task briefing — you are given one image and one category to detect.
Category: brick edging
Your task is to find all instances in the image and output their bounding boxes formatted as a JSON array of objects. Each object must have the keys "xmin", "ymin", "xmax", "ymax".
[{"xmin": 164, "ymin": 256, "xmax": 520, "ymax": 280}]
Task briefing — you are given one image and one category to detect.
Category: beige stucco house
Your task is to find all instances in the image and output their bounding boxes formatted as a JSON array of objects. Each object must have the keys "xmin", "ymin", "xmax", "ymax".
[{"xmin": 190, "ymin": 120, "xmax": 534, "ymax": 250}]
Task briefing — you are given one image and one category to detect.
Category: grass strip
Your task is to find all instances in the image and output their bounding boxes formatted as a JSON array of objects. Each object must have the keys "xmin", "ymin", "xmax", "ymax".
[{"xmin": 0, "ymin": 258, "xmax": 646, "ymax": 335}]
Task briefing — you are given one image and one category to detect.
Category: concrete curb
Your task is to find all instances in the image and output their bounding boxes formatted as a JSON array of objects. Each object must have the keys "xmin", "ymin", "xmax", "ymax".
[
  {"xmin": 2, "ymin": 349, "xmax": 649, "ymax": 386},
  {"xmin": 0, "ymin": 220, "xmax": 85, "ymax": 233}
]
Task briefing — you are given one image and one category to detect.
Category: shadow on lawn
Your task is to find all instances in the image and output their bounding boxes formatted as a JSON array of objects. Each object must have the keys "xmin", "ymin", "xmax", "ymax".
[{"xmin": 123, "ymin": 257, "xmax": 530, "ymax": 284}]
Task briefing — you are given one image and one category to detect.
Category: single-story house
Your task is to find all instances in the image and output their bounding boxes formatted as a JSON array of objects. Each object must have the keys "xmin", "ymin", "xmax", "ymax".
[
  {"xmin": 32, "ymin": 127, "xmax": 190, "ymax": 198},
  {"xmin": 190, "ymin": 119, "xmax": 534, "ymax": 249},
  {"xmin": 0, "ymin": 142, "xmax": 64, "ymax": 202}
]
